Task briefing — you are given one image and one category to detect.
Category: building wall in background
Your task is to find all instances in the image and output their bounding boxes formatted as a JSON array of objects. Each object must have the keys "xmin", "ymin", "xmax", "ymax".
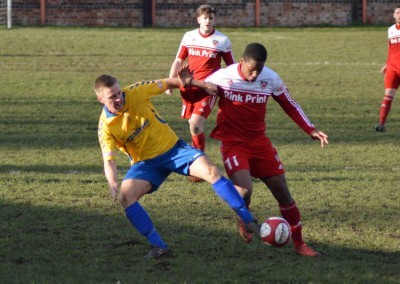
[{"xmin": 11, "ymin": 0, "xmax": 398, "ymax": 27}]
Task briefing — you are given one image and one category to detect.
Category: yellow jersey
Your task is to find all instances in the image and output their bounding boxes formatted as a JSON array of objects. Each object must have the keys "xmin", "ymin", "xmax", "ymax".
[{"xmin": 98, "ymin": 79, "xmax": 179, "ymax": 164}]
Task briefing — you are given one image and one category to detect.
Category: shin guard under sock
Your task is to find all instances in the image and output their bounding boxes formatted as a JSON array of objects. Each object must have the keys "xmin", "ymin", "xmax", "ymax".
[
  {"xmin": 125, "ymin": 202, "xmax": 167, "ymax": 248},
  {"xmin": 212, "ymin": 176, "xmax": 254, "ymax": 223}
]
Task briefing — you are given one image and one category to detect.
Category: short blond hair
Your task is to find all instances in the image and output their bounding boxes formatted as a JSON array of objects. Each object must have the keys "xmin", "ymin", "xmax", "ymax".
[{"xmin": 94, "ymin": 74, "xmax": 117, "ymax": 93}]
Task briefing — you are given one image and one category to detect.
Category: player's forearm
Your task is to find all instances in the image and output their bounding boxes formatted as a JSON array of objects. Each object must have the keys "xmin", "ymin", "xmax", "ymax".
[
  {"xmin": 191, "ymin": 80, "xmax": 209, "ymax": 89},
  {"xmin": 191, "ymin": 80, "xmax": 218, "ymax": 96},
  {"xmin": 104, "ymin": 160, "xmax": 118, "ymax": 190},
  {"xmin": 283, "ymin": 106, "xmax": 315, "ymax": 135},
  {"xmin": 274, "ymin": 91, "xmax": 315, "ymax": 134},
  {"xmin": 169, "ymin": 59, "xmax": 184, "ymax": 78},
  {"xmin": 164, "ymin": 78, "xmax": 182, "ymax": 89}
]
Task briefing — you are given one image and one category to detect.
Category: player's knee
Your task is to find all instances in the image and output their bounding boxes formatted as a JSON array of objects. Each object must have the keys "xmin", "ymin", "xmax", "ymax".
[
  {"xmin": 188, "ymin": 120, "xmax": 204, "ymax": 135},
  {"xmin": 205, "ymin": 164, "xmax": 222, "ymax": 182},
  {"xmin": 119, "ymin": 188, "xmax": 139, "ymax": 208},
  {"xmin": 189, "ymin": 125, "xmax": 202, "ymax": 135}
]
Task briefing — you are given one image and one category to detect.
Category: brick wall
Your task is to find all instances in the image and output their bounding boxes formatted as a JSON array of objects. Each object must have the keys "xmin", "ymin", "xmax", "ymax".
[
  {"xmin": 9, "ymin": 0, "xmax": 400, "ymax": 27},
  {"xmin": 12, "ymin": 0, "xmax": 143, "ymax": 27}
]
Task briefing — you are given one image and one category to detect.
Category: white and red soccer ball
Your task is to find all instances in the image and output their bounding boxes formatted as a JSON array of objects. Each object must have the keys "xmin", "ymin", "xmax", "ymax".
[{"xmin": 260, "ymin": 217, "xmax": 292, "ymax": 247}]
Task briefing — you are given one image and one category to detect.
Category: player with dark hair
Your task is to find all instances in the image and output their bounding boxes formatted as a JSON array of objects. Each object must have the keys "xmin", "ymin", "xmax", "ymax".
[
  {"xmin": 166, "ymin": 4, "xmax": 235, "ymax": 181},
  {"xmin": 94, "ymin": 66, "xmax": 259, "ymax": 259},
  {"xmin": 195, "ymin": 43, "xmax": 329, "ymax": 256},
  {"xmin": 375, "ymin": 5, "xmax": 400, "ymax": 132}
]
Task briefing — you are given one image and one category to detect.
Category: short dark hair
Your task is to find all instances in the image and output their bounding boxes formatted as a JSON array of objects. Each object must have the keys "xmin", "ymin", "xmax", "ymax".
[
  {"xmin": 197, "ymin": 4, "xmax": 216, "ymax": 17},
  {"xmin": 243, "ymin": 43, "xmax": 268, "ymax": 63},
  {"xmin": 94, "ymin": 74, "xmax": 118, "ymax": 92}
]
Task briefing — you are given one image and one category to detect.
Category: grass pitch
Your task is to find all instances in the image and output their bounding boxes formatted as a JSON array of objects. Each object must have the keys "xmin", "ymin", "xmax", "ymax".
[{"xmin": 0, "ymin": 26, "xmax": 399, "ymax": 283}]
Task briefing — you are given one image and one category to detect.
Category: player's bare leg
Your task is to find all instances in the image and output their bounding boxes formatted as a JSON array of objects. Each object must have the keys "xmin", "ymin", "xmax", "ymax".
[{"xmin": 188, "ymin": 114, "xmax": 207, "ymax": 182}]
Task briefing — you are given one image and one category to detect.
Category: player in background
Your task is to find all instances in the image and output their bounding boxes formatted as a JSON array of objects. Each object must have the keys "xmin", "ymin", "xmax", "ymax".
[
  {"xmin": 166, "ymin": 4, "xmax": 235, "ymax": 181},
  {"xmin": 375, "ymin": 5, "xmax": 400, "ymax": 132},
  {"xmin": 198, "ymin": 43, "xmax": 329, "ymax": 256},
  {"xmin": 94, "ymin": 66, "xmax": 260, "ymax": 259}
]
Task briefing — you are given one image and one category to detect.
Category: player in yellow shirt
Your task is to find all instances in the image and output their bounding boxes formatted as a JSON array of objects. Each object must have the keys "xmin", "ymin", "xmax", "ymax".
[{"xmin": 95, "ymin": 66, "xmax": 260, "ymax": 259}]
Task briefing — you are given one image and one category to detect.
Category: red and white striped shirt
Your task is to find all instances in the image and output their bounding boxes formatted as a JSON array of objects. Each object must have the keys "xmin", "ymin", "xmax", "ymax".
[
  {"xmin": 387, "ymin": 24, "xmax": 400, "ymax": 71},
  {"xmin": 176, "ymin": 28, "xmax": 235, "ymax": 81},
  {"xmin": 206, "ymin": 63, "xmax": 315, "ymax": 143}
]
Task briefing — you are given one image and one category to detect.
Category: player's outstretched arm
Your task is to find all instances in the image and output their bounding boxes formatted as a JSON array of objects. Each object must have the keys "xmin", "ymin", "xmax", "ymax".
[
  {"xmin": 310, "ymin": 129, "xmax": 329, "ymax": 147},
  {"xmin": 163, "ymin": 64, "xmax": 193, "ymax": 90},
  {"xmin": 104, "ymin": 160, "xmax": 119, "ymax": 202},
  {"xmin": 166, "ymin": 58, "xmax": 184, "ymax": 95},
  {"xmin": 177, "ymin": 65, "xmax": 193, "ymax": 87},
  {"xmin": 177, "ymin": 65, "xmax": 218, "ymax": 96}
]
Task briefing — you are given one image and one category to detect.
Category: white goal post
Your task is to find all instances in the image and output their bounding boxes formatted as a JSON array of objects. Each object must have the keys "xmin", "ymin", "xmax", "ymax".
[{"xmin": 0, "ymin": 0, "xmax": 12, "ymax": 29}]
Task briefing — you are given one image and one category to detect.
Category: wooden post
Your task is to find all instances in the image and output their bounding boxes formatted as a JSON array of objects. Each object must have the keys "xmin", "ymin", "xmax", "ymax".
[
  {"xmin": 152, "ymin": 0, "xmax": 156, "ymax": 26},
  {"xmin": 255, "ymin": 0, "xmax": 260, "ymax": 27},
  {"xmin": 362, "ymin": 0, "xmax": 367, "ymax": 24},
  {"xmin": 40, "ymin": 0, "xmax": 45, "ymax": 25}
]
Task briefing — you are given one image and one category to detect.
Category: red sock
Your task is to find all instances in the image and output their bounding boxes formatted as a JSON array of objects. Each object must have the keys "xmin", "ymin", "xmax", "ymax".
[
  {"xmin": 279, "ymin": 202, "xmax": 304, "ymax": 248},
  {"xmin": 192, "ymin": 133, "xmax": 205, "ymax": 152},
  {"xmin": 379, "ymin": 95, "xmax": 393, "ymax": 125}
]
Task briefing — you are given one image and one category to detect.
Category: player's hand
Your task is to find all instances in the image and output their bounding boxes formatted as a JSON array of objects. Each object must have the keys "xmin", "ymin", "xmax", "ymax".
[
  {"xmin": 165, "ymin": 89, "xmax": 173, "ymax": 96},
  {"xmin": 177, "ymin": 64, "xmax": 193, "ymax": 88},
  {"xmin": 109, "ymin": 185, "xmax": 119, "ymax": 202},
  {"xmin": 381, "ymin": 65, "xmax": 387, "ymax": 74},
  {"xmin": 310, "ymin": 129, "xmax": 329, "ymax": 147}
]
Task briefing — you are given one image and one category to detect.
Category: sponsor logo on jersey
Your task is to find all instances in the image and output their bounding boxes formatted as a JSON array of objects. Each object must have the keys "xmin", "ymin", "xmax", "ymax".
[
  {"xmin": 223, "ymin": 90, "xmax": 267, "ymax": 104},
  {"xmin": 188, "ymin": 47, "xmax": 218, "ymax": 58},
  {"xmin": 126, "ymin": 119, "xmax": 149, "ymax": 142},
  {"xmin": 389, "ymin": 36, "xmax": 400, "ymax": 44}
]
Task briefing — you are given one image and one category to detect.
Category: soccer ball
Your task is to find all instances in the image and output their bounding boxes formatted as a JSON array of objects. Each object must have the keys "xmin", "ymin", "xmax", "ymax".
[{"xmin": 260, "ymin": 217, "xmax": 291, "ymax": 247}]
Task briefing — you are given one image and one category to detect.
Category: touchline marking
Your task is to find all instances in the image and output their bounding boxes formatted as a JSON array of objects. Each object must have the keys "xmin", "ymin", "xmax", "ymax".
[{"xmin": 271, "ymin": 62, "xmax": 380, "ymax": 66}]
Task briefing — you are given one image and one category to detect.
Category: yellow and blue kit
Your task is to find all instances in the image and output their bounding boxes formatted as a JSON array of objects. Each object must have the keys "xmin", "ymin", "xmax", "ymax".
[
  {"xmin": 98, "ymin": 79, "xmax": 179, "ymax": 164},
  {"xmin": 97, "ymin": 79, "xmax": 255, "ymax": 245}
]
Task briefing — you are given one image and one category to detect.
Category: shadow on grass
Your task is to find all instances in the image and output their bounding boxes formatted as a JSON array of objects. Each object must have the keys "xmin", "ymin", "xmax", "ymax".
[{"xmin": 0, "ymin": 200, "xmax": 399, "ymax": 283}]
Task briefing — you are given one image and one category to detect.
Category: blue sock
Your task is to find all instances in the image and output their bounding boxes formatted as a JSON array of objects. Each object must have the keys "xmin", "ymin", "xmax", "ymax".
[
  {"xmin": 125, "ymin": 202, "xmax": 167, "ymax": 249},
  {"xmin": 212, "ymin": 176, "xmax": 254, "ymax": 223}
]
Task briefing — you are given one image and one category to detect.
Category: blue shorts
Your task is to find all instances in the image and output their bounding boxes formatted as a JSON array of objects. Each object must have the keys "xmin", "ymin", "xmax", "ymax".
[{"xmin": 123, "ymin": 140, "xmax": 204, "ymax": 192}]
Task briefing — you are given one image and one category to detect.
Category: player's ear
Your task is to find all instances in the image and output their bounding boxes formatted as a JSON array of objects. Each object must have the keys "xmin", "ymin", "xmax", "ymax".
[{"xmin": 95, "ymin": 92, "xmax": 104, "ymax": 104}]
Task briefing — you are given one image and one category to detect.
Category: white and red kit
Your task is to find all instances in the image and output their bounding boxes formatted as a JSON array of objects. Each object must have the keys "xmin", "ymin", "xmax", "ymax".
[
  {"xmin": 206, "ymin": 63, "xmax": 316, "ymax": 178},
  {"xmin": 385, "ymin": 24, "xmax": 400, "ymax": 89},
  {"xmin": 176, "ymin": 28, "xmax": 235, "ymax": 104}
]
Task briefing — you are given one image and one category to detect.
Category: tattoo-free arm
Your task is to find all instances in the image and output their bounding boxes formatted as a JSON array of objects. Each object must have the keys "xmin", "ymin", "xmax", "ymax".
[{"xmin": 104, "ymin": 159, "xmax": 119, "ymax": 202}]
